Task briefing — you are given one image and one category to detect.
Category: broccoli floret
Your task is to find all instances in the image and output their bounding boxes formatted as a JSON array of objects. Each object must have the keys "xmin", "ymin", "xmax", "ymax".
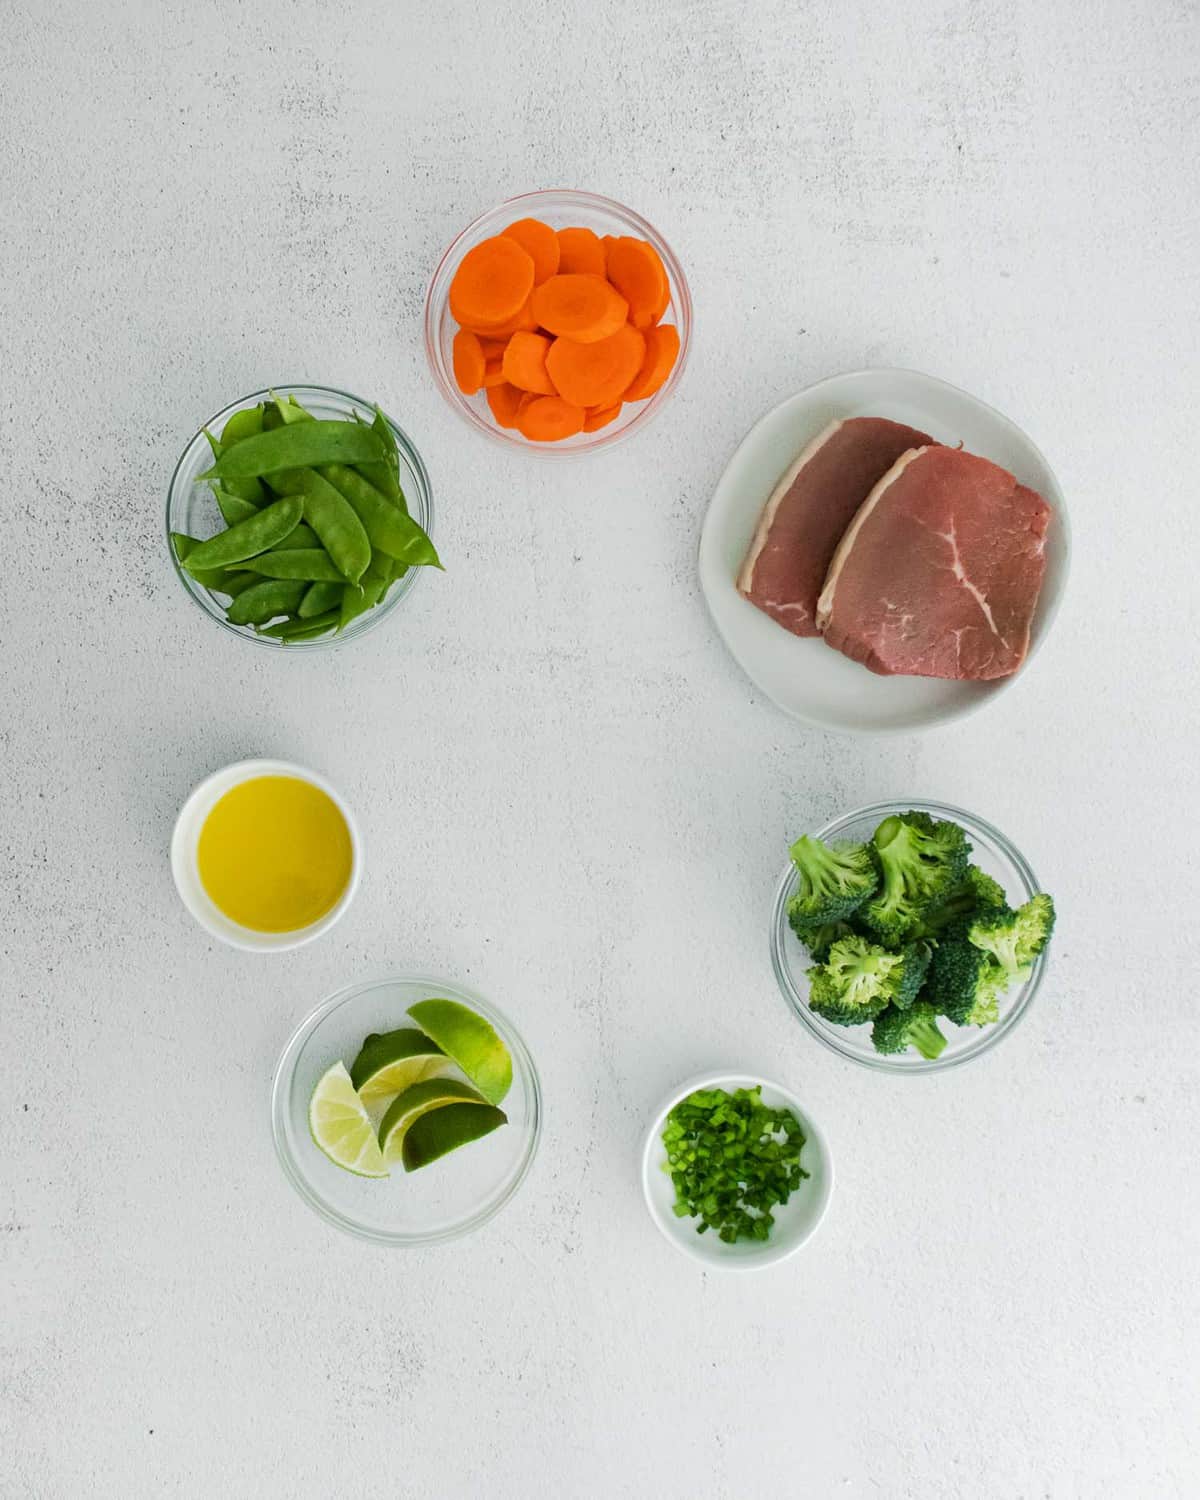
[
  {"xmin": 968, "ymin": 893, "xmax": 1056, "ymax": 981},
  {"xmin": 788, "ymin": 914, "xmax": 855, "ymax": 962},
  {"xmin": 807, "ymin": 935, "xmax": 926, "ymax": 1026},
  {"xmin": 786, "ymin": 834, "xmax": 878, "ymax": 927},
  {"xmin": 871, "ymin": 1001, "xmax": 948, "ymax": 1060},
  {"xmin": 913, "ymin": 864, "xmax": 1008, "ymax": 939},
  {"xmin": 927, "ymin": 933, "xmax": 1009, "ymax": 1026},
  {"xmin": 858, "ymin": 811, "xmax": 971, "ymax": 945}
]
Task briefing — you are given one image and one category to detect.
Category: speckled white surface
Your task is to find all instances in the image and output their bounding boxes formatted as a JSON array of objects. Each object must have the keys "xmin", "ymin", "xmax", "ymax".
[{"xmin": 2, "ymin": 2, "xmax": 1198, "ymax": 1496}]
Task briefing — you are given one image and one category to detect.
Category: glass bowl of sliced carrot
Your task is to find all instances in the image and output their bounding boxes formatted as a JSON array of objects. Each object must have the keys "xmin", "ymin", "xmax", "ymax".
[{"xmin": 424, "ymin": 189, "xmax": 692, "ymax": 455}]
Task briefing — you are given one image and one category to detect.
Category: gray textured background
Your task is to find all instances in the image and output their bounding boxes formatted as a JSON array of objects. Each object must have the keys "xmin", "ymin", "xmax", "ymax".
[{"xmin": 2, "ymin": 1, "xmax": 1198, "ymax": 1495}]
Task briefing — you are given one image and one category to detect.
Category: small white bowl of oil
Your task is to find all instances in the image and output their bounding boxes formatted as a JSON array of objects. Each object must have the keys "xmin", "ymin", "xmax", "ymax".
[{"xmin": 170, "ymin": 758, "xmax": 361, "ymax": 953}]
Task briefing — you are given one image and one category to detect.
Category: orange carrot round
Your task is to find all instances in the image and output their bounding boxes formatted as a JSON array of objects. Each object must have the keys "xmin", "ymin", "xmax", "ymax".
[
  {"xmin": 621, "ymin": 323, "xmax": 680, "ymax": 402},
  {"xmin": 545, "ymin": 323, "xmax": 645, "ymax": 409},
  {"xmin": 604, "ymin": 237, "xmax": 670, "ymax": 329},
  {"xmin": 478, "ymin": 336, "xmax": 508, "ymax": 360},
  {"xmin": 458, "ymin": 295, "xmax": 538, "ymax": 339},
  {"xmin": 517, "ymin": 395, "xmax": 586, "ymax": 443},
  {"xmin": 502, "ymin": 331, "xmax": 557, "ymax": 395},
  {"xmin": 582, "ymin": 402, "xmax": 622, "ymax": 432},
  {"xmin": 482, "ymin": 357, "xmax": 507, "ymax": 388},
  {"xmin": 501, "ymin": 218, "xmax": 560, "ymax": 284},
  {"xmin": 486, "ymin": 381, "xmax": 525, "ymax": 429},
  {"xmin": 452, "ymin": 329, "xmax": 486, "ymax": 395},
  {"xmin": 556, "ymin": 226, "xmax": 606, "ymax": 277},
  {"xmin": 531, "ymin": 275, "xmax": 628, "ymax": 344},
  {"xmin": 449, "ymin": 235, "xmax": 536, "ymax": 327}
]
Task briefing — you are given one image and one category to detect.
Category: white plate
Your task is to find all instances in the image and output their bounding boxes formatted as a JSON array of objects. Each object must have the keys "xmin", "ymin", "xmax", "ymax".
[
  {"xmin": 698, "ymin": 368, "xmax": 1071, "ymax": 734},
  {"xmin": 640, "ymin": 1072, "xmax": 833, "ymax": 1271}
]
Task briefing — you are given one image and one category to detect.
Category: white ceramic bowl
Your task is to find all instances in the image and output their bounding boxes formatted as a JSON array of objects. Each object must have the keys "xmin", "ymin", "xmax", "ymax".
[
  {"xmin": 640, "ymin": 1072, "xmax": 833, "ymax": 1271},
  {"xmin": 170, "ymin": 758, "xmax": 361, "ymax": 952},
  {"xmin": 698, "ymin": 367, "xmax": 1071, "ymax": 734}
]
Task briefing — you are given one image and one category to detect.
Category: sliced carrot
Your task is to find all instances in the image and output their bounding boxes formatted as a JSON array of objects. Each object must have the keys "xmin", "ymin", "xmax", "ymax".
[
  {"xmin": 482, "ymin": 357, "xmax": 507, "ymax": 388},
  {"xmin": 621, "ymin": 323, "xmax": 680, "ymax": 402},
  {"xmin": 486, "ymin": 381, "xmax": 525, "ymax": 429},
  {"xmin": 501, "ymin": 218, "xmax": 560, "ymax": 284},
  {"xmin": 449, "ymin": 235, "xmax": 536, "ymax": 327},
  {"xmin": 582, "ymin": 402, "xmax": 622, "ymax": 432},
  {"xmin": 459, "ymin": 296, "xmax": 539, "ymax": 339},
  {"xmin": 517, "ymin": 395, "xmax": 586, "ymax": 443},
  {"xmin": 556, "ymin": 226, "xmax": 606, "ymax": 277},
  {"xmin": 604, "ymin": 237, "xmax": 670, "ymax": 329},
  {"xmin": 478, "ymin": 336, "xmax": 508, "ymax": 361},
  {"xmin": 452, "ymin": 329, "xmax": 486, "ymax": 395},
  {"xmin": 531, "ymin": 274, "xmax": 628, "ymax": 344},
  {"xmin": 545, "ymin": 323, "xmax": 645, "ymax": 409},
  {"xmin": 501, "ymin": 330, "xmax": 557, "ymax": 395},
  {"xmin": 515, "ymin": 390, "xmax": 539, "ymax": 420}
]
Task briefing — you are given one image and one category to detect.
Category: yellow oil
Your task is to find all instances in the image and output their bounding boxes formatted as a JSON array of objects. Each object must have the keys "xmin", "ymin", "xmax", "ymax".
[{"xmin": 197, "ymin": 775, "xmax": 352, "ymax": 932}]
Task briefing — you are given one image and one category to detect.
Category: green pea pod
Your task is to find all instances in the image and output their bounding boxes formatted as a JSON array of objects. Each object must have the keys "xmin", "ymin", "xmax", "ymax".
[
  {"xmin": 199, "ymin": 421, "xmax": 384, "ymax": 480},
  {"xmin": 182, "ymin": 495, "xmax": 303, "ymax": 573},
  {"xmin": 171, "ymin": 531, "xmax": 199, "ymax": 561},
  {"xmin": 270, "ymin": 468, "xmax": 371, "ymax": 583},
  {"xmin": 319, "ymin": 464, "xmax": 440, "ymax": 567},
  {"xmin": 225, "ymin": 578, "xmax": 308, "ymax": 627},
  {"xmin": 269, "ymin": 522, "xmax": 320, "ymax": 551},
  {"xmin": 298, "ymin": 580, "xmax": 343, "ymax": 618},
  {"xmin": 380, "ymin": 562, "xmax": 410, "ymax": 602},
  {"xmin": 219, "ymin": 405, "xmax": 265, "ymax": 446},
  {"xmin": 213, "ymin": 485, "xmax": 259, "ymax": 527},
  {"xmin": 271, "ymin": 393, "xmax": 312, "ymax": 425},
  {"xmin": 350, "ymin": 408, "xmax": 406, "ymax": 509},
  {"xmin": 172, "ymin": 534, "xmax": 255, "ymax": 595},
  {"xmin": 262, "ymin": 402, "xmax": 284, "ymax": 431},
  {"xmin": 241, "ymin": 549, "xmax": 346, "ymax": 582},
  {"xmin": 338, "ymin": 555, "xmax": 390, "ymax": 632},
  {"xmin": 257, "ymin": 607, "xmax": 341, "ymax": 641},
  {"xmin": 201, "ymin": 425, "xmax": 267, "ymax": 506}
]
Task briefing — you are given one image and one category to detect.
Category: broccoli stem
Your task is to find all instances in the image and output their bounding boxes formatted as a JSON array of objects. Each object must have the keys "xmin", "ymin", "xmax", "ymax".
[{"xmin": 909, "ymin": 1012, "xmax": 948, "ymax": 1060}]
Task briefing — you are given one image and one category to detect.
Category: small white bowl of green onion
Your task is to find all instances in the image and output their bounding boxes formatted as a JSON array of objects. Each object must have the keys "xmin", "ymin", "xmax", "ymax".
[{"xmin": 640, "ymin": 1072, "xmax": 833, "ymax": 1270}]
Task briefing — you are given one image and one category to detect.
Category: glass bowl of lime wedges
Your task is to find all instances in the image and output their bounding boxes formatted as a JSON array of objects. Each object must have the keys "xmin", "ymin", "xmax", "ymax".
[{"xmin": 271, "ymin": 975, "xmax": 541, "ymax": 1245}]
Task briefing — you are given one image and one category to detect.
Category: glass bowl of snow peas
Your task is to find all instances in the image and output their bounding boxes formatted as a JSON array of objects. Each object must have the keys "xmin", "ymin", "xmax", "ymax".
[
  {"xmin": 166, "ymin": 385, "xmax": 437, "ymax": 648},
  {"xmin": 770, "ymin": 800, "xmax": 1051, "ymax": 1074}
]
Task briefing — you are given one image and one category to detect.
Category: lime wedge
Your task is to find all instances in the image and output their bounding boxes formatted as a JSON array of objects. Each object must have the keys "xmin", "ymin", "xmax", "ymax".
[
  {"xmin": 378, "ymin": 1077, "xmax": 491, "ymax": 1163},
  {"xmin": 349, "ymin": 1027, "xmax": 452, "ymax": 1106},
  {"xmin": 308, "ymin": 1061, "xmax": 388, "ymax": 1178},
  {"xmin": 406, "ymin": 998, "xmax": 513, "ymax": 1105},
  {"xmin": 401, "ymin": 1101, "xmax": 508, "ymax": 1173}
]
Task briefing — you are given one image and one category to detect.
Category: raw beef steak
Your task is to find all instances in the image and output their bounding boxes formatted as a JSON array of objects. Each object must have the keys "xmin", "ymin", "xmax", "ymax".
[
  {"xmin": 817, "ymin": 446, "xmax": 1052, "ymax": 679},
  {"xmin": 736, "ymin": 416, "xmax": 934, "ymax": 637}
]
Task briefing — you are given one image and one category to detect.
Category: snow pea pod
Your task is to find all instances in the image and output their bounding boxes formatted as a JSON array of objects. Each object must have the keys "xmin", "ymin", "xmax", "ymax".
[
  {"xmin": 213, "ymin": 485, "xmax": 259, "ymax": 527},
  {"xmin": 269, "ymin": 467, "xmax": 371, "ymax": 584},
  {"xmin": 225, "ymin": 578, "xmax": 307, "ymax": 627},
  {"xmin": 172, "ymin": 532, "xmax": 253, "ymax": 594},
  {"xmin": 241, "ymin": 549, "xmax": 346, "ymax": 582},
  {"xmin": 351, "ymin": 407, "xmax": 407, "ymax": 509},
  {"xmin": 181, "ymin": 495, "xmax": 302, "ymax": 573},
  {"xmin": 202, "ymin": 426, "xmax": 267, "ymax": 507},
  {"xmin": 269, "ymin": 522, "xmax": 319, "ymax": 551},
  {"xmin": 298, "ymin": 580, "xmax": 343, "ymax": 618},
  {"xmin": 257, "ymin": 608, "xmax": 341, "ymax": 641},
  {"xmin": 219, "ymin": 405, "xmax": 264, "ymax": 446},
  {"xmin": 338, "ymin": 554, "xmax": 390, "ymax": 631},
  {"xmin": 318, "ymin": 464, "xmax": 439, "ymax": 566},
  {"xmin": 199, "ymin": 421, "xmax": 384, "ymax": 480}
]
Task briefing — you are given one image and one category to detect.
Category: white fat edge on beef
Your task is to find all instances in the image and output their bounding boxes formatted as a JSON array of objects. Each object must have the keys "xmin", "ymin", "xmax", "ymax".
[
  {"xmin": 736, "ymin": 418, "xmax": 844, "ymax": 595},
  {"xmin": 815, "ymin": 445, "xmax": 932, "ymax": 631}
]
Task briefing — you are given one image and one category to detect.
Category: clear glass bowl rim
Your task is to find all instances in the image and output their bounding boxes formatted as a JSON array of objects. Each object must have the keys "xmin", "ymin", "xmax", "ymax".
[
  {"xmin": 165, "ymin": 383, "xmax": 435, "ymax": 650},
  {"xmin": 770, "ymin": 799, "xmax": 1049, "ymax": 1074},
  {"xmin": 270, "ymin": 972, "xmax": 543, "ymax": 1245},
  {"xmin": 423, "ymin": 187, "xmax": 692, "ymax": 458}
]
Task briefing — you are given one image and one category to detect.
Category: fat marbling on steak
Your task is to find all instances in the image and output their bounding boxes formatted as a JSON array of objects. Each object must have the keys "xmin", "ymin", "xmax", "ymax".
[
  {"xmin": 736, "ymin": 416, "xmax": 934, "ymax": 637},
  {"xmin": 817, "ymin": 446, "xmax": 1051, "ymax": 679}
]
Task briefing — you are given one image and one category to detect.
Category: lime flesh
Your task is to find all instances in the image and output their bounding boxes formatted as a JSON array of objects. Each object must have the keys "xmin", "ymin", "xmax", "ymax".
[
  {"xmin": 350, "ymin": 1027, "xmax": 451, "ymax": 1107},
  {"xmin": 406, "ymin": 998, "xmax": 512, "ymax": 1106},
  {"xmin": 401, "ymin": 1101, "xmax": 508, "ymax": 1172},
  {"xmin": 308, "ymin": 1061, "xmax": 388, "ymax": 1178},
  {"xmin": 378, "ymin": 1077, "xmax": 491, "ymax": 1162}
]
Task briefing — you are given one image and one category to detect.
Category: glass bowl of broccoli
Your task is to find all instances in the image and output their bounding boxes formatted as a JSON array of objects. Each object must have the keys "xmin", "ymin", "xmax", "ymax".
[{"xmin": 770, "ymin": 800, "xmax": 1052, "ymax": 1073}]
